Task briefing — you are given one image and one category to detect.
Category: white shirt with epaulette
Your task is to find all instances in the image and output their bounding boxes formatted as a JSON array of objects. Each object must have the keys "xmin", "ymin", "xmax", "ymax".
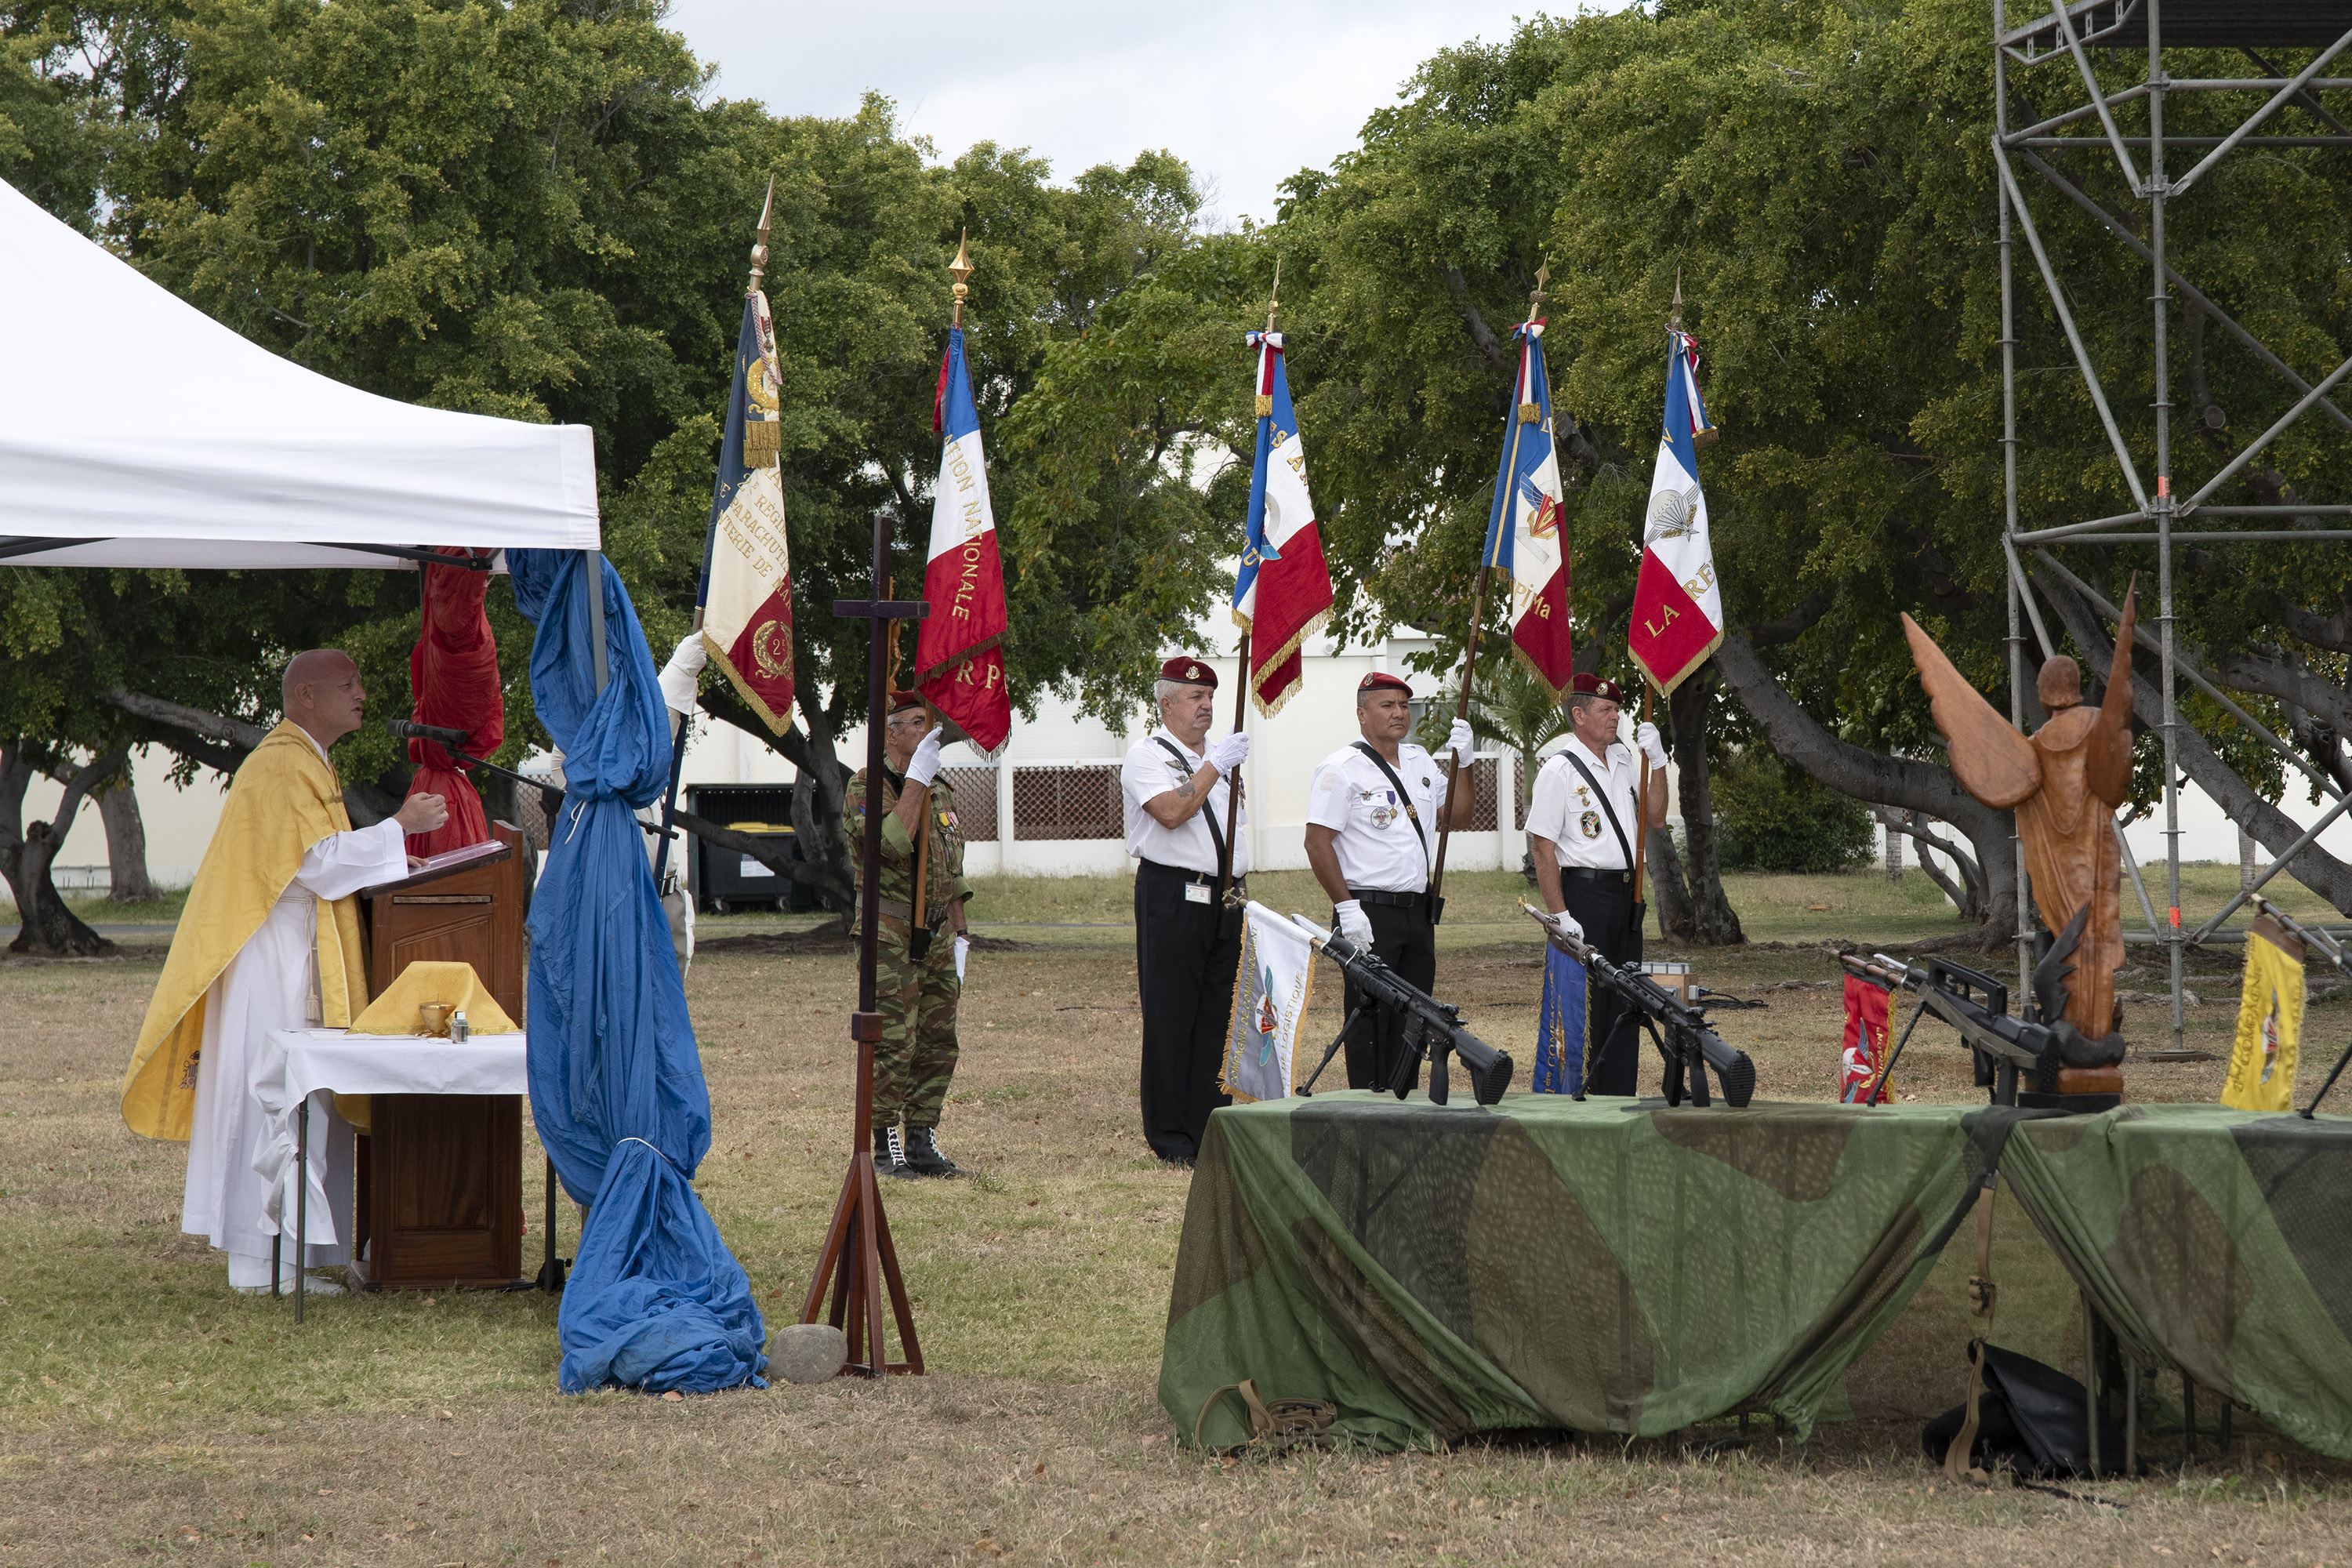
[
  {"xmin": 1305, "ymin": 740, "xmax": 1444, "ymax": 894},
  {"xmin": 1120, "ymin": 728, "xmax": 1249, "ymax": 877},
  {"xmin": 1527, "ymin": 735, "xmax": 1642, "ymax": 870}
]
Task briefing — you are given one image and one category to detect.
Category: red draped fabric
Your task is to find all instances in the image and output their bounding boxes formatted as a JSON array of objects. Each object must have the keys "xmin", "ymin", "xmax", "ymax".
[{"xmin": 403, "ymin": 548, "xmax": 506, "ymax": 858}]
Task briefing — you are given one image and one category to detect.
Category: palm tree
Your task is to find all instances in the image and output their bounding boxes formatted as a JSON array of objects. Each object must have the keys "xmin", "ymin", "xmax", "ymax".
[{"xmin": 1421, "ymin": 655, "xmax": 1570, "ymax": 830}]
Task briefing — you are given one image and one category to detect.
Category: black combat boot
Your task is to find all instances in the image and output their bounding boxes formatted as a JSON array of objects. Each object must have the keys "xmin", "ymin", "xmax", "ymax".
[
  {"xmin": 901, "ymin": 1124, "xmax": 963, "ymax": 1178},
  {"xmin": 873, "ymin": 1123, "xmax": 912, "ymax": 1178}
]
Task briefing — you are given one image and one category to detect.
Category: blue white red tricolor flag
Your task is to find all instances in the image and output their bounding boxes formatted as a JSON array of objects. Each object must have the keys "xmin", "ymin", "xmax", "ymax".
[
  {"xmin": 914, "ymin": 325, "xmax": 1011, "ymax": 753},
  {"xmin": 1232, "ymin": 331, "xmax": 1333, "ymax": 716},
  {"xmin": 1480, "ymin": 320, "xmax": 1576, "ymax": 699},
  {"xmin": 699, "ymin": 286, "xmax": 796, "ymax": 731},
  {"xmin": 1628, "ymin": 328, "xmax": 1722, "ymax": 696}
]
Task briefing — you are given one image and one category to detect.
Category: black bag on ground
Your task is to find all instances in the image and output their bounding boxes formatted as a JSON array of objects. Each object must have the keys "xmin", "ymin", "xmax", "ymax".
[{"xmin": 1922, "ymin": 1341, "xmax": 2131, "ymax": 1478}]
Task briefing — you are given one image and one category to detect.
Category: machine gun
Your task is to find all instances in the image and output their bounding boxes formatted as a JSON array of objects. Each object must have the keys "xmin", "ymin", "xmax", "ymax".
[
  {"xmin": 1521, "ymin": 904, "xmax": 1755, "ymax": 1109},
  {"xmin": 1837, "ymin": 952, "xmax": 2116, "ymax": 1110},
  {"xmin": 1290, "ymin": 916, "xmax": 1513, "ymax": 1107}
]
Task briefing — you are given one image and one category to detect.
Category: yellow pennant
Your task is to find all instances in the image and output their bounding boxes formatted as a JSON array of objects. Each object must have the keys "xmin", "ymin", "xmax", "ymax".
[{"xmin": 2222, "ymin": 917, "xmax": 2305, "ymax": 1112}]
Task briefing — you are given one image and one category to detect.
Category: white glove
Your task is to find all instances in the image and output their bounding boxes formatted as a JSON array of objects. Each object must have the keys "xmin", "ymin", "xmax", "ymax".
[
  {"xmin": 953, "ymin": 933, "xmax": 970, "ymax": 985},
  {"xmin": 904, "ymin": 728, "xmax": 944, "ymax": 786},
  {"xmin": 1538, "ymin": 906, "xmax": 1584, "ymax": 944},
  {"xmin": 657, "ymin": 633, "xmax": 709, "ymax": 717},
  {"xmin": 1635, "ymin": 720, "xmax": 1669, "ymax": 770},
  {"xmin": 1446, "ymin": 717, "xmax": 1475, "ymax": 761},
  {"xmin": 1206, "ymin": 731, "xmax": 1249, "ymax": 775},
  {"xmin": 1334, "ymin": 898, "xmax": 1374, "ymax": 949}
]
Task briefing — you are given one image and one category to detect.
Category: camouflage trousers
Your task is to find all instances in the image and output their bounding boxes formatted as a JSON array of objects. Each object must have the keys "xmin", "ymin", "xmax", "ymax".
[{"xmin": 872, "ymin": 916, "xmax": 960, "ymax": 1131}]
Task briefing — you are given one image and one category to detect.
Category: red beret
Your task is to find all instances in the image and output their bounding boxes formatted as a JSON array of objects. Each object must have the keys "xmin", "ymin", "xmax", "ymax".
[
  {"xmin": 1158, "ymin": 656, "xmax": 1217, "ymax": 688},
  {"xmin": 886, "ymin": 689, "xmax": 929, "ymax": 717},
  {"xmin": 1357, "ymin": 671, "xmax": 1413, "ymax": 697},
  {"xmin": 1571, "ymin": 672, "xmax": 1624, "ymax": 702}
]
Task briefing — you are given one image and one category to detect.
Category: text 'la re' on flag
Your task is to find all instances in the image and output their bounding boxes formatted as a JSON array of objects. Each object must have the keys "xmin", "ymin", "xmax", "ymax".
[{"xmin": 1628, "ymin": 327, "xmax": 1722, "ymax": 697}]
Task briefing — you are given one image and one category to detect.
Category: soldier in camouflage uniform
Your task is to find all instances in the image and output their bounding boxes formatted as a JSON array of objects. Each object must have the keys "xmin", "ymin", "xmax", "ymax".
[{"xmin": 844, "ymin": 690, "xmax": 971, "ymax": 1178}]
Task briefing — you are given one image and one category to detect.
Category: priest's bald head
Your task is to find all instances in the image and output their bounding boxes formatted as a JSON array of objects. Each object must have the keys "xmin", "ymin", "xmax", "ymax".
[{"xmin": 283, "ymin": 650, "xmax": 369, "ymax": 749}]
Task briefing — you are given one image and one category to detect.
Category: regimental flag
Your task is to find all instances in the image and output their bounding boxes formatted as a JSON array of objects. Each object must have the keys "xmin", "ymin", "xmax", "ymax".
[
  {"xmin": 2223, "ymin": 918, "xmax": 2306, "ymax": 1112},
  {"xmin": 1532, "ymin": 941, "xmax": 1586, "ymax": 1095},
  {"xmin": 699, "ymin": 285, "xmax": 796, "ymax": 731},
  {"xmin": 914, "ymin": 325, "xmax": 1011, "ymax": 753},
  {"xmin": 1221, "ymin": 902, "xmax": 1316, "ymax": 1102},
  {"xmin": 1841, "ymin": 973, "xmax": 1893, "ymax": 1104},
  {"xmin": 1628, "ymin": 328, "xmax": 1722, "ymax": 697},
  {"xmin": 1232, "ymin": 331, "xmax": 1334, "ymax": 716},
  {"xmin": 1480, "ymin": 320, "xmax": 1577, "ymax": 699}
]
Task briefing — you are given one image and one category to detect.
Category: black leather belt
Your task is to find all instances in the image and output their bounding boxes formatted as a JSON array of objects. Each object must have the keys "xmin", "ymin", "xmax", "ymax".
[
  {"xmin": 1346, "ymin": 888, "xmax": 1424, "ymax": 909},
  {"xmin": 1142, "ymin": 858, "xmax": 1245, "ymax": 893},
  {"xmin": 1562, "ymin": 867, "xmax": 1634, "ymax": 884}
]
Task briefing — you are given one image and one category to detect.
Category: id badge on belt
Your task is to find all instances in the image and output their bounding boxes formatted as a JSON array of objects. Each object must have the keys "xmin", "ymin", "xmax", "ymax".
[{"xmin": 1184, "ymin": 882, "xmax": 1212, "ymax": 905}]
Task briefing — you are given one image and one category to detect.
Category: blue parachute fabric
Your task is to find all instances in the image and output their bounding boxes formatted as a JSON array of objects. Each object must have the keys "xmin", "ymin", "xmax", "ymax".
[
  {"xmin": 557, "ymin": 1141, "xmax": 768, "ymax": 1393},
  {"xmin": 509, "ymin": 549, "xmax": 767, "ymax": 1393}
]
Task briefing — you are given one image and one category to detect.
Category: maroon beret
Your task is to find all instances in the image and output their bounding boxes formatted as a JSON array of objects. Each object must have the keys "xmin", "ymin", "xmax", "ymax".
[
  {"xmin": 1158, "ymin": 656, "xmax": 1218, "ymax": 688},
  {"xmin": 1571, "ymin": 672, "xmax": 1624, "ymax": 702},
  {"xmin": 1357, "ymin": 671, "xmax": 1413, "ymax": 697},
  {"xmin": 886, "ymin": 689, "xmax": 930, "ymax": 717}
]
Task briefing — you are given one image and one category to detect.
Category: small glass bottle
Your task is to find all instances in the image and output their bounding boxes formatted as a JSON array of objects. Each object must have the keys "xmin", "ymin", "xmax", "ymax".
[{"xmin": 450, "ymin": 1009, "xmax": 470, "ymax": 1044}]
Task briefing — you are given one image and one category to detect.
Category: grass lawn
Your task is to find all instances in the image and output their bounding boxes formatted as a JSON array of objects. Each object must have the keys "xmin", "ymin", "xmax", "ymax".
[{"xmin": 3, "ymin": 875, "xmax": 2350, "ymax": 1565}]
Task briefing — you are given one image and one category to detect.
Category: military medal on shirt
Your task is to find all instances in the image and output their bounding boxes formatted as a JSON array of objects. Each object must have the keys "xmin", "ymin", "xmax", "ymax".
[
  {"xmin": 1357, "ymin": 785, "xmax": 1399, "ymax": 830},
  {"xmin": 1575, "ymin": 780, "xmax": 1602, "ymax": 840}
]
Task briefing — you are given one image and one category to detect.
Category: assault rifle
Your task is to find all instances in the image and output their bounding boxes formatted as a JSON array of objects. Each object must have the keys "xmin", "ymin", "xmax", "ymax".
[
  {"xmin": 1838, "ymin": 953, "xmax": 2090, "ymax": 1109},
  {"xmin": 1290, "ymin": 915, "xmax": 1514, "ymax": 1107},
  {"xmin": 1521, "ymin": 903, "xmax": 1756, "ymax": 1109}
]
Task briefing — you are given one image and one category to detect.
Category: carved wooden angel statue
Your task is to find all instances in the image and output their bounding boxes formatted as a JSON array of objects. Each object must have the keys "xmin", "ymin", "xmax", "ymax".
[{"xmin": 1901, "ymin": 584, "xmax": 2137, "ymax": 1088}]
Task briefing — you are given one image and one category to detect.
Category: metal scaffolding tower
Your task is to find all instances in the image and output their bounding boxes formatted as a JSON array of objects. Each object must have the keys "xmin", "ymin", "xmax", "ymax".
[{"xmin": 1995, "ymin": 1, "xmax": 2352, "ymax": 1051}]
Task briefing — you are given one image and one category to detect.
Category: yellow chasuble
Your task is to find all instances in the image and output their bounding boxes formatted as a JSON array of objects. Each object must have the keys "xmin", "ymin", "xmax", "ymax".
[{"xmin": 122, "ymin": 722, "xmax": 373, "ymax": 1141}]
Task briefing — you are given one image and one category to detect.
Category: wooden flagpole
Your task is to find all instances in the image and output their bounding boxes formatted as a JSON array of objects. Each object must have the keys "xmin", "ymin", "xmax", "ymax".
[
  {"xmin": 908, "ymin": 236, "xmax": 971, "ymax": 943},
  {"xmin": 1218, "ymin": 260, "xmax": 1279, "ymax": 902},
  {"xmin": 1432, "ymin": 263, "xmax": 1550, "ymax": 901}
]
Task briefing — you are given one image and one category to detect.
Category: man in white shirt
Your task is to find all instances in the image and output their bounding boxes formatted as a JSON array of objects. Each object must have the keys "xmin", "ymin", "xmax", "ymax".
[
  {"xmin": 1304, "ymin": 672, "xmax": 1475, "ymax": 1091},
  {"xmin": 1119, "ymin": 655, "xmax": 1249, "ymax": 1167},
  {"xmin": 1526, "ymin": 672, "xmax": 1668, "ymax": 1096}
]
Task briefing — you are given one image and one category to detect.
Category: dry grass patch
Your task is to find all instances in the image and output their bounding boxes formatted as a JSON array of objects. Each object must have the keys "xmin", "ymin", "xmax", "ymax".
[{"xmin": 3, "ymin": 904, "xmax": 2350, "ymax": 1564}]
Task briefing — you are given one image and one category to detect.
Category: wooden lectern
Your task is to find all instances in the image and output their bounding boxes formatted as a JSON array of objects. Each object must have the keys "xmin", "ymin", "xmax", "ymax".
[{"xmin": 350, "ymin": 820, "xmax": 532, "ymax": 1290}]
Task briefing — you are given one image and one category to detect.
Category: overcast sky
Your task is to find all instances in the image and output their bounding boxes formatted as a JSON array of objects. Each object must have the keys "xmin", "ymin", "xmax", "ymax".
[{"xmin": 668, "ymin": 2, "xmax": 1614, "ymax": 227}]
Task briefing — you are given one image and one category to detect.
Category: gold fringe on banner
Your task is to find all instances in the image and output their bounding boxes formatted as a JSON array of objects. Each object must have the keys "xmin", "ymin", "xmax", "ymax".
[
  {"xmin": 1518, "ymin": 402, "xmax": 1541, "ymax": 423},
  {"xmin": 742, "ymin": 419, "xmax": 781, "ymax": 469}
]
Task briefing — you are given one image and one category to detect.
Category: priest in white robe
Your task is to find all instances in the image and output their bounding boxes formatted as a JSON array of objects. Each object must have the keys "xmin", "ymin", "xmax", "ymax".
[{"xmin": 122, "ymin": 650, "xmax": 445, "ymax": 1293}]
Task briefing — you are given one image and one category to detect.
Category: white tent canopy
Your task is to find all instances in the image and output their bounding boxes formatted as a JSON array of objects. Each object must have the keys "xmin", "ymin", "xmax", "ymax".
[{"xmin": 0, "ymin": 178, "xmax": 599, "ymax": 570}]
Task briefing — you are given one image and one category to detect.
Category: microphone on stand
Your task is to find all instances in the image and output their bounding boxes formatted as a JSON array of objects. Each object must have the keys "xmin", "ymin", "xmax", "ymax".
[{"xmin": 387, "ymin": 719, "xmax": 470, "ymax": 750}]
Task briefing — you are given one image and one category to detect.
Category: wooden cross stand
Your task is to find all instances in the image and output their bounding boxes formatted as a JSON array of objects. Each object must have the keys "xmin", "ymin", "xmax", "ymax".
[{"xmin": 800, "ymin": 510, "xmax": 929, "ymax": 1377}]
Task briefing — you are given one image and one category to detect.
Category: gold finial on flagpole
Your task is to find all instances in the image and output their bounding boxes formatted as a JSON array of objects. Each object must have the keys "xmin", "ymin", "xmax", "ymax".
[
  {"xmin": 1670, "ymin": 265, "xmax": 1684, "ymax": 332},
  {"xmin": 748, "ymin": 174, "xmax": 776, "ymax": 293},
  {"xmin": 1265, "ymin": 256, "xmax": 1282, "ymax": 334},
  {"xmin": 1527, "ymin": 261, "xmax": 1550, "ymax": 327},
  {"xmin": 949, "ymin": 230, "xmax": 974, "ymax": 328}
]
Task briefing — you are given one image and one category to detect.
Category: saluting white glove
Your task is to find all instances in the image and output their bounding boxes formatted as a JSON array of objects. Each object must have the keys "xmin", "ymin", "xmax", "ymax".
[
  {"xmin": 1446, "ymin": 717, "xmax": 1475, "ymax": 761},
  {"xmin": 1334, "ymin": 898, "xmax": 1375, "ymax": 949},
  {"xmin": 953, "ymin": 933, "xmax": 970, "ymax": 984},
  {"xmin": 904, "ymin": 729, "xmax": 945, "ymax": 786},
  {"xmin": 1538, "ymin": 906, "xmax": 1585, "ymax": 945},
  {"xmin": 1206, "ymin": 731, "xmax": 1249, "ymax": 775},
  {"xmin": 657, "ymin": 632, "xmax": 709, "ymax": 717},
  {"xmin": 1635, "ymin": 720, "xmax": 1669, "ymax": 770}
]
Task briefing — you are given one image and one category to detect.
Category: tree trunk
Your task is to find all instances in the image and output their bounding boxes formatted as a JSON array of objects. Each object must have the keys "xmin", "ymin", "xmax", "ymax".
[
  {"xmin": 104, "ymin": 687, "xmax": 266, "ymax": 779},
  {"xmin": 98, "ymin": 776, "xmax": 160, "ymax": 903},
  {"xmin": 1715, "ymin": 633, "xmax": 2020, "ymax": 946},
  {"xmin": 0, "ymin": 746, "xmax": 124, "ymax": 956},
  {"xmin": 1666, "ymin": 669, "xmax": 1744, "ymax": 945},
  {"xmin": 1646, "ymin": 825, "xmax": 1693, "ymax": 940}
]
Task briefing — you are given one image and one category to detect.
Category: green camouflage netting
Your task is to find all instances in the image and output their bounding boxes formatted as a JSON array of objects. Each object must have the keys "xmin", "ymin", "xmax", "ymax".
[
  {"xmin": 1160, "ymin": 1092, "xmax": 2352, "ymax": 1456},
  {"xmin": 1998, "ymin": 1103, "xmax": 2352, "ymax": 1462}
]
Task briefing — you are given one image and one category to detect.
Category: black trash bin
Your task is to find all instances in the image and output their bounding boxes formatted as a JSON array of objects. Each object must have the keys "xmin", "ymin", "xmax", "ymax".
[{"xmin": 684, "ymin": 783, "xmax": 817, "ymax": 913}]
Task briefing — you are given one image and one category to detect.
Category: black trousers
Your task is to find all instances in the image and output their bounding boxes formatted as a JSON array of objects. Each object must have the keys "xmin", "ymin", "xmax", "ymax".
[
  {"xmin": 1134, "ymin": 859, "xmax": 1240, "ymax": 1162},
  {"xmin": 1561, "ymin": 874, "xmax": 1646, "ymax": 1096},
  {"xmin": 1343, "ymin": 897, "xmax": 1438, "ymax": 1092}
]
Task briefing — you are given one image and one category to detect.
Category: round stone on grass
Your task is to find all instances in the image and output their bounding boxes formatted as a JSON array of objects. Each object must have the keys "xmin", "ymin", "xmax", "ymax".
[{"xmin": 771, "ymin": 1323, "xmax": 848, "ymax": 1384}]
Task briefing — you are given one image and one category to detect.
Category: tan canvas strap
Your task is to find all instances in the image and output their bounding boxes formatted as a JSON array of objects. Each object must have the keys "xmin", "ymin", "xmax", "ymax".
[{"xmin": 1945, "ymin": 1181, "xmax": 2000, "ymax": 1486}]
